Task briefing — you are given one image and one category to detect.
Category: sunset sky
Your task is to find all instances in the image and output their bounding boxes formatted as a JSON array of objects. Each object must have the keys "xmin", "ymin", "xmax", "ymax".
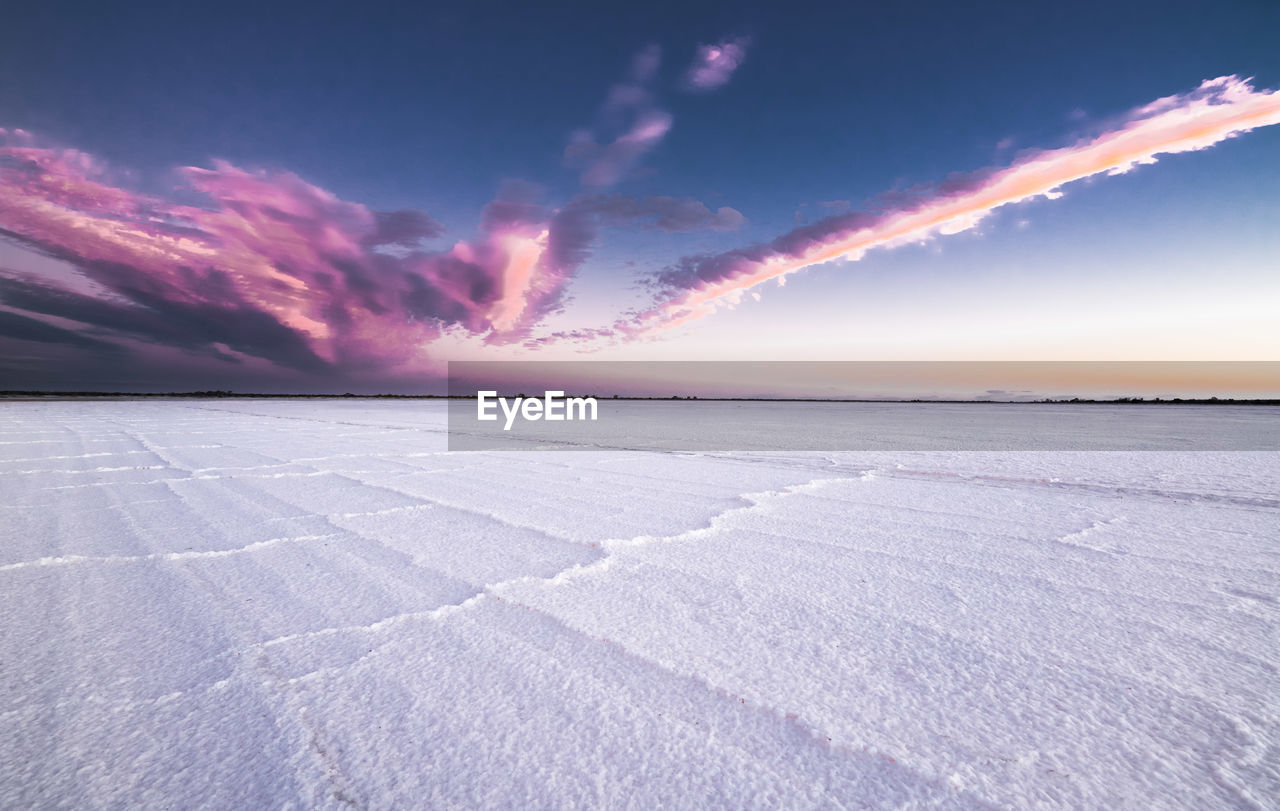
[{"xmin": 1, "ymin": 0, "xmax": 1277, "ymax": 394}]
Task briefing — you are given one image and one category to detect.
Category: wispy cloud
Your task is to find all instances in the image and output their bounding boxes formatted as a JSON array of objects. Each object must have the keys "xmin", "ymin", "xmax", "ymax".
[
  {"xmin": 564, "ymin": 44, "xmax": 673, "ymax": 188},
  {"xmin": 683, "ymin": 37, "xmax": 751, "ymax": 92},
  {"xmin": 568, "ymin": 193, "xmax": 745, "ymax": 233},
  {"xmin": 622, "ymin": 75, "xmax": 1280, "ymax": 337}
]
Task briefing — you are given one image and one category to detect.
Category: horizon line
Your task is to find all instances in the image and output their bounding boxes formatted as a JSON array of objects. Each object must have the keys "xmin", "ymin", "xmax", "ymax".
[{"xmin": 2, "ymin": 391, "xmax": 1278, "ymax": 405}]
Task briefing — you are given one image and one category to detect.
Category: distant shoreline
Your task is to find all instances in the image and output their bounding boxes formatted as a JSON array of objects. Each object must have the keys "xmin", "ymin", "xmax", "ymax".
[{"xmin": 1, "ymin": 391, "xmax": 1277, "ymax": 405}]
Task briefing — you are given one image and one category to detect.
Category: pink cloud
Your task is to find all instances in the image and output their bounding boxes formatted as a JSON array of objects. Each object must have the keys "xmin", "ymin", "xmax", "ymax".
[
  {"xmin": 684, "ymin": 37, "xmax": 751, "ymax": 92},
  {"xmin": 621, "ymin": 75, "xmax": 1280, "ymax": 337},
  {"xmin": 0, "ymin": 135, "xmax": 583, "ymax": 372}
]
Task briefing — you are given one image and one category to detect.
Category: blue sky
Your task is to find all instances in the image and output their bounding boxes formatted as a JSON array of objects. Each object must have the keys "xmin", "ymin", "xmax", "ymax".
[{"xmin": 0, "ymin": 0, "xmax": 1277, "ymax": 392}]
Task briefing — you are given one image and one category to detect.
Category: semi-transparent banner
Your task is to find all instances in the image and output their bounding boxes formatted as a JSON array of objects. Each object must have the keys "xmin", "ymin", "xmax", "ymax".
[{"xmin": 446, "ymin": 361, "xmax": 1280, "ymax": 451}]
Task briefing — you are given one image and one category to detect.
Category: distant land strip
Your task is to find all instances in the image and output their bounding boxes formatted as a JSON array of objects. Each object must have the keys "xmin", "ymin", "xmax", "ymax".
[{"xmin": 1, "ymin": 391, "xmax": 1278, "ymax": 405}]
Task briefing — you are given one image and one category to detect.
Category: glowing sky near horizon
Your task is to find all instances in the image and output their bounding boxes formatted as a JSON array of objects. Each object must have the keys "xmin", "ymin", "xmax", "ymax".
[{"xmin": 1, "ymin": 1, "xmax": 1277, "ymax": 393}]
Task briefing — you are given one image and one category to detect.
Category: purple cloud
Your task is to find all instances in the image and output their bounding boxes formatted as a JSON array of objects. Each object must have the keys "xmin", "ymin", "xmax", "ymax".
[
  {"xmin": 0, "ymin": 136, "xmax": 586, "ymax": 373},
  {"xmin": 536, "ymin": 191, "xmax": 746, "ymax": 300},
  {"xmin": 571, "ymin": 193, "xmax": 745, "ymax": 233},
  {"xmin": 684, "ymin": 37, "xmax": 751, "ymax": 92},
  {"xmin": 365, "ymin": 209, "xmax": 445, "ymax": 249}
]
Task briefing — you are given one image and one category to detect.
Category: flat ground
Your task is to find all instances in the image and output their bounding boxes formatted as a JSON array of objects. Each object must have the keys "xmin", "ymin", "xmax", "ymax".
[{"xmin": 1, "ymin": 401, "xmax": 1277, "ymax": 808}]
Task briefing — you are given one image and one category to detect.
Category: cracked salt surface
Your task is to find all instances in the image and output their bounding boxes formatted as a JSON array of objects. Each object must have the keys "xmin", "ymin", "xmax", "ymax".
[{"xmin": 1, "ymin": 400, "xmax": 1277, "ymax": 808}]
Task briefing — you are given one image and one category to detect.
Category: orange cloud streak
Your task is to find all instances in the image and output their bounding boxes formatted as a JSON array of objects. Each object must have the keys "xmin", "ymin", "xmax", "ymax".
[{"xmin": 634, "ymin": 76, "xmax": 1280, "ymax": 335}]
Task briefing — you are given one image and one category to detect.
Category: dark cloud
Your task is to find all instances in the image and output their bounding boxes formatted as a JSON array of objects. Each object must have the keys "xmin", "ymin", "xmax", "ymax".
[
  {"xmin": 365, "ymin": 209, "xmax": 445, "ymax": 248},
  {"xmin": 0, "ymin": 268, "xmax": 331, "ymax": 373},
  {"xmin": 0, "ymin": 307, "xmax": 126, "ymax": 352}
]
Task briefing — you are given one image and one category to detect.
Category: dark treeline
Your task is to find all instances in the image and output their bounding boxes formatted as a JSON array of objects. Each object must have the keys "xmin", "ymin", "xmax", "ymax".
[{"xmin": 1, "ymin": 391, "xmax": 1277, "ymax": 405}]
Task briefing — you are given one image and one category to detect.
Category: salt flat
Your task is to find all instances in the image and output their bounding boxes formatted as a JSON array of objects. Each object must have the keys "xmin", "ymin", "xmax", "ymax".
[{"xmin": 1, "ymin": 400, "xmax": 1277, "ymax": 809}]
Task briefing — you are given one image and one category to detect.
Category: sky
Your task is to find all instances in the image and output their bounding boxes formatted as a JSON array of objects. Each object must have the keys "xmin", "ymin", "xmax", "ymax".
[{"xmin": 1, "ymin": 0, "xmax": 1278, "ymax": 395}]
